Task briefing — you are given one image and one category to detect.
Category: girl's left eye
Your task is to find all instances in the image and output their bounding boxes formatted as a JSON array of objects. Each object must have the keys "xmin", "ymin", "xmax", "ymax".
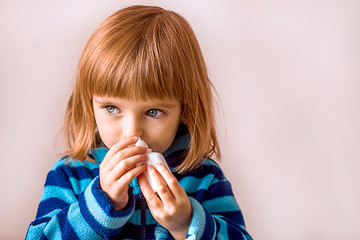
[{"xmin": 146, "ymin": 109, "xmax": 164, "ymax": 118}]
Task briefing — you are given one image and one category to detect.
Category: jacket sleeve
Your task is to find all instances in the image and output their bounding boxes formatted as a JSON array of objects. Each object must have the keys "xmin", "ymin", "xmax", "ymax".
[
  {"xmin": 26, "ymin": 163, "xmax": 135, "ymax": 239},
  {"xmin": 153, "ymin": 162, "xmax": 252, "ymax": 240},
  {"xmin": 154, "ymin": 162, "xmax": 252, "ymax": 240},
  {"xmin": 184, "ymin": 164, "xmax": 252, "ymax": 240}
]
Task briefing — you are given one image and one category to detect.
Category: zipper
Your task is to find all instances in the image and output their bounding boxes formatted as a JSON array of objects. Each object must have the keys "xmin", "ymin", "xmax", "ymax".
[{"xmin": 140, "ymin": 192, "xmax": 146, "ymax": 240}]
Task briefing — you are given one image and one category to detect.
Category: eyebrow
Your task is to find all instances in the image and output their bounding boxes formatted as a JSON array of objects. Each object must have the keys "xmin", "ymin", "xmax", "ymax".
[
  {"xmin": 93, "ymin": 98, "xmax": 179, "ymax": 108},
  {"xmin": 151, "ymin": 102, "xmax": 179, "ymax": 108},
  {"xmin": 93, "ymin": 98, "xmax": 115, "ymax": 105}
]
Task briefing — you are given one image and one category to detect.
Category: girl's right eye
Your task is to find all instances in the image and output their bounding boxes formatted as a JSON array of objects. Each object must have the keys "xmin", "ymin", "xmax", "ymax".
[{"xmin": 105, "ymin": 105, "xmax": 120, "ymax": 114}]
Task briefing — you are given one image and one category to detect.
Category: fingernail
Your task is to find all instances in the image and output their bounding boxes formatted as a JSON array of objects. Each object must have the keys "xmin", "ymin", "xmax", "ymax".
[
  {"xmin": 155, "ymin": 163, "xmax": 162, "ymax": 167},
  {"xmin": 138, "ymin": 162, "xmax": 147, "ymax": 167}
]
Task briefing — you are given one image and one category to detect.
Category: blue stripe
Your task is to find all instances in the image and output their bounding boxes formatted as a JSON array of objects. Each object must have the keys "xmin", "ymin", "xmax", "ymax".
[
  {"xmin": 62, "ymin": 166, "xmax": 99, "ymax": 181},
  {"xmin": 204, "ymin": 206, "xmax": 217, "ymax": 240},
  {"xmin": 215, "ymin": 211, "xmax": 245, "ymax": 226},
  {"xmin": 41, "ymin": 186, "xmax": 77, "ymax": 204},
  {"xmin": 175, "ymin": 161, "xmax": 223, "ymax": 180},
  {"xmin": 67, "ymin": 202, "xmax": 103, "ymax": 239},
  {"xmin": 203, "ymin": 159, "xmax": 219, "ymax": 167},
  {"xmin": 37, "ymin": 198, "xmax": 68, "ymax": 218},
  {"xmin": 206, "ymin": 180, "xmax": 235, "ymax": 199},
  {"xmin": 46, "ymin": 170, "xmax": 73, "ymax": 189},
  {"xmin": 41, "ymin": 209, "xmax": 62, "ymax": 219}
]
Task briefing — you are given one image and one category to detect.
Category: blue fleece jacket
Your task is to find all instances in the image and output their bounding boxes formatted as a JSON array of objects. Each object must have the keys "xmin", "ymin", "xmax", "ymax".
[{"xmin": 26, "ymin": 133, "xmax": 252, "ymax": 239}]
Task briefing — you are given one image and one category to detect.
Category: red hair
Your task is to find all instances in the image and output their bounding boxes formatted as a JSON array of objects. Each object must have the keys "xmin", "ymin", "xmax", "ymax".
[{"xmin": 62, "ymin": 5, "xmax": 220, "ymax": 173}]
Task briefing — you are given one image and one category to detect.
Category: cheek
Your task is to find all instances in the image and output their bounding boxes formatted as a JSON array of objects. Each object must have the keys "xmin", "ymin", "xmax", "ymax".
[
  {"xmin": 94, "ymin": 116, "xmax": 120, "ymax": 148},
  {"xmin": 150, "ymin": 120, "xmax": 180, "ymax": 152}
]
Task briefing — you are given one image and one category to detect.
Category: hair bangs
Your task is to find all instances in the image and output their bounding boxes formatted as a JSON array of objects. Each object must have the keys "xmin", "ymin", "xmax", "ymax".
[{"xmin": 88, "ymin": 13, "xmax": 184, "ymax": 102}]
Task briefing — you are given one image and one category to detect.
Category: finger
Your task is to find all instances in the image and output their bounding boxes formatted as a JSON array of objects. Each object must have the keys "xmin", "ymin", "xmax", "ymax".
[
  {"xmin": 110, "ymin": 153, "xmax": 147, "ymax": 180},
  {"xmin": 103, "ymin": 136, "xmax": 139, "ymax": 164},
  {"xmin": 154, "ymin": 163, "xmax": 184, "ymax": 199},
  {"xmin": 138, "ymin": 172, "xmax": 162, "ymax": 208},
  {"xmin": 146, "ymin": 165, "xmax": 174, "ymax": 203},
  {"xmin": 107, "ymin": 146, "xmax": 147, "ymax": 171},
  {"xmin": 115, "ymin": 163, "xmax": 147, "ymax": 189}
]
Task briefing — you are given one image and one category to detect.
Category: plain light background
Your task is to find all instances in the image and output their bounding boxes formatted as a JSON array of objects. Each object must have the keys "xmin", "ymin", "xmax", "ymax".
[{"xmin": 1, "ymin": 0, "xmax": 359, "ymax": 239}]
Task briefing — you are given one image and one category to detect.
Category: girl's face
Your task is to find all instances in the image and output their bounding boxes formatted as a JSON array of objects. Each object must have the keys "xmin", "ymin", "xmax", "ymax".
[{"xmin": 92, "ymin": 95, "xmax": 181, "ymax": 153}]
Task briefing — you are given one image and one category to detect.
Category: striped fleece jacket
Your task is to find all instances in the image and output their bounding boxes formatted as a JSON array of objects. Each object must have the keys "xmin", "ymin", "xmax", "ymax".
[{"xmin": 26, "ymin": 133, "xmax": 252, "ymax": 239}]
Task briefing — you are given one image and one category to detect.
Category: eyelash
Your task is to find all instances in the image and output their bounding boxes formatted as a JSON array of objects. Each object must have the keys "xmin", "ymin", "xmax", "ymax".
[
  {"xmin": 103, "ymin": 105, "xmax": 166, "ymax": 118},
  {"xmin": 104, "ymin": 105, "xmax": 120, "ymax": 114},
  {"xmin": 146, "ymin": 109, "xmax": 166, "ymax": 118}
]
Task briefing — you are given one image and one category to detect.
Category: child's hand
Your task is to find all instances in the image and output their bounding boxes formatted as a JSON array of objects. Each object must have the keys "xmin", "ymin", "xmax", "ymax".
[
  {"xmin": 99, "ymin": 137, "xmax": 148, "ymax": 210},
  {"xmin": 138, "ymin": 163, "xmax": 192, "ymax": 240}
]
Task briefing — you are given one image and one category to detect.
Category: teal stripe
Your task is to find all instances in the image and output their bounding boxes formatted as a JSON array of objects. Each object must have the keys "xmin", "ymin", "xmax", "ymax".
[
  {"xmin": 128, "ymin": 209, "xmax": 157, "ymax": 225},
  {"xmin": 69, "ymin": 178, "xmax": 93, "ymax": 195},
  {"xmin": 155, "ymin": 225, "xmax": 171, "ymax": 239},
  {"xmin": 203, "ymin": 159, "xmax": 218, "ymax": 167},
  {"xmin": 90, "ymin": 147, "xmax": 108, "ymax": 163},
  {"xmin": 43, "ymin": 216, "xmax": 62, "ymax": 239},
  {"xmin": 26, "ymin": 223, "xmax": 45, "ymax": 240},
  {"xmin": 68, "ymin": 202, "xmax": 102, "ymax": 239},
  {"xmin": 179, "ymin": 174, "xmax": 218, "ymax": 193},
  {"xmin": 187, "ymin": 197, "xmax": 207, "ymax": 239},
  {"xmin": 202, "ymin": 196, "xmax": 240, "ymax": 213},
  {"xmin": 163, "ymin": 134, "xmax": 190, "ymax": 157},
  {"xmin": 51, "ymin": 156, "xmax": 101, "ymax": 172},
  {"xmin": 51, "ymin": 159, "xmax": 67, "ymax": 170},
  {"xmin": 41, "ymin": 186, "xmax": 77, "ymax": 204},
  {"xmin": 215, "ymin": 218, "xmax": 229, "ymax": 240},
  {"xmin": 84, "ymin": 178, "xmax": 133, "ymax": 230}
]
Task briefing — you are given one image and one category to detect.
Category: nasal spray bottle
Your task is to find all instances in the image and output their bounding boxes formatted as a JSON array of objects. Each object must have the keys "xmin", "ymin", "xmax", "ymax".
[{"xmin": 135, "ymin": 137, "xmax": 171, "ymax": 192}]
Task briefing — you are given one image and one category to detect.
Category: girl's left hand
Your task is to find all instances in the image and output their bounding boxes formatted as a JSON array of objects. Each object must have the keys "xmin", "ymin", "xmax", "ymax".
[{"xmin": 138, "ymin": 163, "xmax": 192, "ymax": 240}]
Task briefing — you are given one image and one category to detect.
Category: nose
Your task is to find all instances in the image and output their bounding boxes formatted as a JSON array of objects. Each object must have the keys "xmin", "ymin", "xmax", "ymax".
[{"xmin": 122, "ymin": 114, "xmax": 143, "ymax": 138}]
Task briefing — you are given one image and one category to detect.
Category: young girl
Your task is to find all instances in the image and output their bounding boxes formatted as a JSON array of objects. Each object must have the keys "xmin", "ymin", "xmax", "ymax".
[{"xmin": 26, "ymin": 5, "xmax": 252, "ymax": 240}]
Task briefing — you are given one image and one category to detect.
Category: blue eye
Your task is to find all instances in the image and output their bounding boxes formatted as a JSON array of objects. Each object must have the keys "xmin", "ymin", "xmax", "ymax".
[
  {"xmin": 146, "ymin": 109, "xmax": 164, "ymax": 118},
  {"xmin": 105, "ymin": 106, "xmax": 119, "ymax": 114}
]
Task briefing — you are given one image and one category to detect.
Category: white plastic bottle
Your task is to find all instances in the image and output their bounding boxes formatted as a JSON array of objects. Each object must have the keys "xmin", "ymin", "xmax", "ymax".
[{"xmin": 135, "ymin": 137, "xmax": 171, "ymax": 192}]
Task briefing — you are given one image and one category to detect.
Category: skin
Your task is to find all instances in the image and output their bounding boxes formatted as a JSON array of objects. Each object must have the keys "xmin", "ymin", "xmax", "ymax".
[{"xmin": 92, "ymin": 95, "xmax": 192, "ymax": 239}]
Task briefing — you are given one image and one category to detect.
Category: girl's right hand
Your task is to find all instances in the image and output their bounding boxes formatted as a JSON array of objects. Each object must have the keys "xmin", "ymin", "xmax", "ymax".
[{"xmin": 99, "ymin": 136, "xmax": 148, "ymax": 210}]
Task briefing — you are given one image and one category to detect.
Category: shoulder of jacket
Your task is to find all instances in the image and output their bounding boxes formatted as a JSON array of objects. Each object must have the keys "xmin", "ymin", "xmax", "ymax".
[{"xmin": 50, "ymin": 156, "xmax": 99, "ymax": 172}]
